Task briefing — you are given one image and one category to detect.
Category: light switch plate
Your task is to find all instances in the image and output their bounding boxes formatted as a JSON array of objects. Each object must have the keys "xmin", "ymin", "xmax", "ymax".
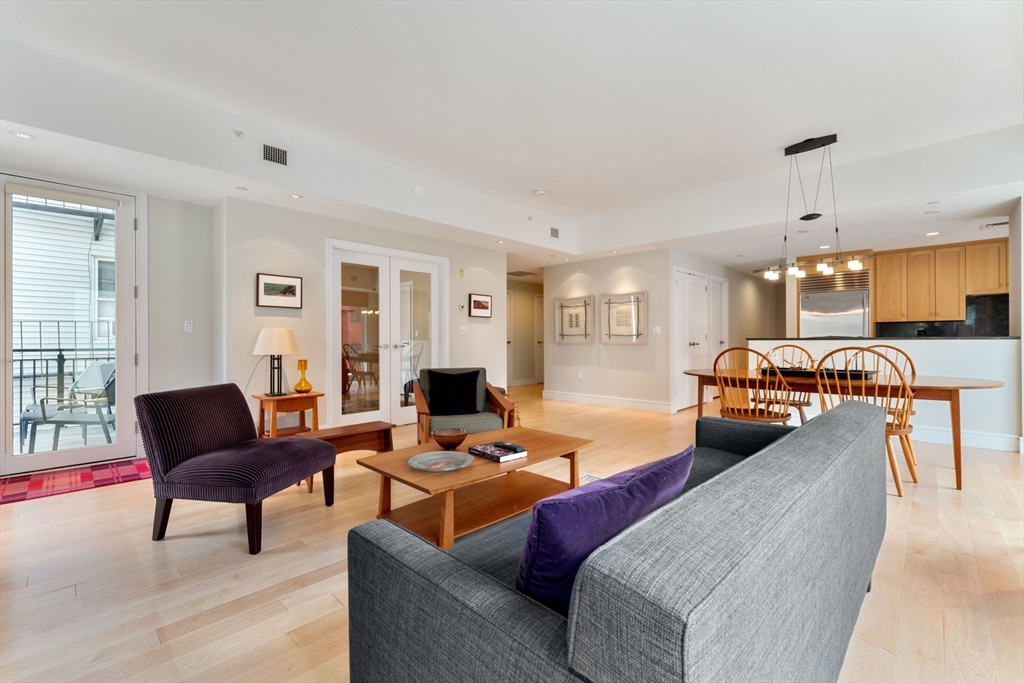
[
  {"xmin": 577, "ymin": 371, "xmax": 583, "ymax": 381},
  {"xmin": 183, "ymin": 320, "xmax": 193, "ymax": 332},
  {"xmin": 653, "ymin": 326, "xmax": 661, "ymax": 335},
  {"xmin": 459, "ymin": 326, "xmax": 467, "ymax": 336}
]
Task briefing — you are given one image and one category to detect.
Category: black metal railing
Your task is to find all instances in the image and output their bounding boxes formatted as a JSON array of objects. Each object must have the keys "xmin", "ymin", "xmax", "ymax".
[{"xmin": 10, "ymin": 320, "xmax": 115, "ymax": 426}]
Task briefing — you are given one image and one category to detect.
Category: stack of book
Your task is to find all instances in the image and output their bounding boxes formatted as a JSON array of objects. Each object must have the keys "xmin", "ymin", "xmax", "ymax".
[{"xmin": 468, "ymin": 441, "xmax": 528, "ymax": 463}]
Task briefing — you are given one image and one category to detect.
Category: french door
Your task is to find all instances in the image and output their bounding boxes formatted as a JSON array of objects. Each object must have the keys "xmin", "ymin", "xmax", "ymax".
[
  {"xmin": 1, "ymin": 176, "xmax": 138, "ymax": 474},
  {"xmin": 327, "ymin": 242, "xmax": 447, "ymax": 427}
]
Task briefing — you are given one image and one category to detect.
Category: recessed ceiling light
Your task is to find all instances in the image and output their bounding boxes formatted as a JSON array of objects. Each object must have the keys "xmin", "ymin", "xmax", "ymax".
[
  {"xmin": 925, "ymin": 231, "xmax": 940, "ymax": 236},
  {"xmin": 736, "ymin": 254, "xmax": 744, "ymax": 257},
  {"xmin": 797, "ymin": 230, "xmax": 810, "ymax": 234},
  {"xmin": 925, "ymin": 210, "xmax": 941, "ymax": 214},
  {"xmin": 563, "ymin": 258, "xmax": 570, "ymax": 261},
  {"xmin": 235, "ymin": 186, "xmax": 248, "ymax": 191},
  {"xmin": 533, "ymin": 189, "xmax": 547, "ymax": 196},
  {"xmin": 9, "ymin": 131, "xmax": 34, "ymax": 139},
  {"xmin": 927, "ymin": 200, "xmax": 940, "ymax": 205},
  {"xmin": 611, "ymin": 250, "xmax": 618, "ymax": 254},
  {"xmin": 414, "ymin": 185, "xmax": 425, "ymax": 196},
  {"xmin": 290, "ymin": 194, "xmax": 303, "ymax": 199},
  {"xmin": 497, "ymin": 240, "xmax": 505, "ymax": 244},
  {"xmin": 819, "ymin": 245, "xmax": 830, "ymax": 249}
]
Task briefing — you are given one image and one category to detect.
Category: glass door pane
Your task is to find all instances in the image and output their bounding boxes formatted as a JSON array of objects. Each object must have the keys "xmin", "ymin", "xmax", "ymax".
[
  {"xmin": 2, "ymin": 178, "xmax": 136, "ymax": 474},
  {"xmin": 390, "ymin": 259, "xmax": 440, "ymax": 425}
]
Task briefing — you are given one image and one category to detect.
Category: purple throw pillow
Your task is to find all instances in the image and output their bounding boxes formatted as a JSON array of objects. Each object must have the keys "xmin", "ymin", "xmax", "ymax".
[{"xmin": 516, "ymin": 446, "xmax": 695, "ymax": 615}]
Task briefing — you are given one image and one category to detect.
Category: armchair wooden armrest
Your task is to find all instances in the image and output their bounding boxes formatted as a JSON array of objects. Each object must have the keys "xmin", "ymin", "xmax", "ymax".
[
  {"xmin": 486, "ymin": 383, "xmax": 518, "ymax": 429},
  {"xmin": 414, "ymin": 383, "xmax": 430, "ymax": 444}
]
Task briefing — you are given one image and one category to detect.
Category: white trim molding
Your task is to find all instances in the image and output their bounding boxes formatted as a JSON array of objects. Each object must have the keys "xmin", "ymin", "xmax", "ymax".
[
  {"xmin": 542, "ymin": 389, "xmax": 673, "ymax": 414},
  {"xmin": 910, "ymin": 424, "xmax": 1023, "ymax": 454}
]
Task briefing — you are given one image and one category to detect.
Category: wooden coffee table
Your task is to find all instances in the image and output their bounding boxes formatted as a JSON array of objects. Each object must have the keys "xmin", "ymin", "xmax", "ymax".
[{"xmin": 357, "ymin": 427, "xmax": 594, "ymax": 549}]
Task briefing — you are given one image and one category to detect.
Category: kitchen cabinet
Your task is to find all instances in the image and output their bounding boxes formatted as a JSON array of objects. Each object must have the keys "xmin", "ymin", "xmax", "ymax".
[
  {"xmin": 875, "ymin": 252, "xmax": 907, "ymax": 322},
  {"xmin": 906, "ymin": 250, "xmax": 935, "ymax": 321},
  {"xmin": 965, "ymin": 241, "xmax": 1008, "ymax": 294},
  {"xmin": 934, "ymin": 246, "xmax": 966, "ymax": 320}
]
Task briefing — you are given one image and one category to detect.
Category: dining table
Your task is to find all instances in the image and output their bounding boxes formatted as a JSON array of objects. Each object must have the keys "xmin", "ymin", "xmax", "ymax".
[{"xmin": 683, "ymin": 368, "xmax": 1005, "ymax": 490}]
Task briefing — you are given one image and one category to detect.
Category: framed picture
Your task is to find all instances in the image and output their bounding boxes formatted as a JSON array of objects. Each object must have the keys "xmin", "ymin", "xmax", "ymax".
[
  {"xmin": 600, "ymin": 291, "xmax": 647, "ymax": 344},
  {"xmin": 256, "ymin": 273, "xmax": 303, "ymax": 309},
  {"xmin": 555, "ymin": 295, "xmax": 595, "ymax": 344},
  {"xmin": 468, "ymin": 293, "xmax": 492, "ymax": 318}
]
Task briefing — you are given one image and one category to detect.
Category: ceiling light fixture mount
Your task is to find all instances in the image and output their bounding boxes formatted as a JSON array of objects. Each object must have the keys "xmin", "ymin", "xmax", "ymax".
[{"xmin": 533, "ymin": 189, "xmax": 547, "ymax": 196}]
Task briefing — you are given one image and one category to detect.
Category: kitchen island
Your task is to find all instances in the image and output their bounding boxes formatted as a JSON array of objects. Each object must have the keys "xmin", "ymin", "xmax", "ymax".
[{"xmin": 746, "ymin": 338, "xmax": 1021, "ymax": 455}]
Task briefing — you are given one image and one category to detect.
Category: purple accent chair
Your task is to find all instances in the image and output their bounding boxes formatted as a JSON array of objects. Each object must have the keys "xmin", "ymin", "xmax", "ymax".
[{"xmin": 135, "ymin": 384, "xmax": 337, "ymax": 554}]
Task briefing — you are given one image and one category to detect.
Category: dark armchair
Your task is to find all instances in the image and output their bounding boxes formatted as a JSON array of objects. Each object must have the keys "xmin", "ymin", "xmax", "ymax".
[
  {"xmin": 413, "ymin": 367, "xmax": 517, "ymax": 444},
  {"xmin": 134, "ymin": 383, "xmax": 337, "ymax": 554}
]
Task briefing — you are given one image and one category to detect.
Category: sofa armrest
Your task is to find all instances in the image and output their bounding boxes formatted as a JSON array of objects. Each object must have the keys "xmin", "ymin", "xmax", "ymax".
[
  {"xmin": 348, "ymin": 520, "xmax": 578, "ymax": 683},
  {"xmin": 695, "ymin": 417, "xmax": 796, "ymax": 457}
]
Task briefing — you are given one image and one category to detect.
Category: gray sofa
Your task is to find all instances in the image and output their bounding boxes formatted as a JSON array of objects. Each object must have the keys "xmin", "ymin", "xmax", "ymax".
[{"xmin": 348, "ymin": 401, "xmax": 886, "ymax": 683}]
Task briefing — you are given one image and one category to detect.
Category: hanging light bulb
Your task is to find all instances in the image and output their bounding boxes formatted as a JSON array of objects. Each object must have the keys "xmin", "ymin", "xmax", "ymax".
[
  {"xmin": 816, "ymin": 262, "xmax": 828, "ymax": 272},
  {"xmin": 823, "ymin": 265, "xmax": 834, "ymax": 275},
  {"xmin": 787, "ymin": 265, "xmax": 800, "ymax": 275},
  {"xmin": 795, "ymin": 269, "xmax": 806, "ymax": 278},
  {"xmin": 763, "ymin": 270, "xmax": 774, "ymax": 280},
  {"xmin": 848, "ymin": 259, "xmax": 863, "ymax": 270}
]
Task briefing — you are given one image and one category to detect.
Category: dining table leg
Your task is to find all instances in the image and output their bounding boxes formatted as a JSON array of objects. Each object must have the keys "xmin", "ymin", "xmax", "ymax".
[
  {"xmin": 949, "ymin": 389, "xmax": 962, "ymax": 490},
  {"xmin": 696, "ymin": 377, "xmax": 706, "ymax": 418}
]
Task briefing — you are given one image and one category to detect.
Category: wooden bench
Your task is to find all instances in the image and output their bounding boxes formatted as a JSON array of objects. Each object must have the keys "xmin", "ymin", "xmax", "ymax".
[{"xmin": 295, "ymin": 421, "xmax": 396, "ymax": 492}]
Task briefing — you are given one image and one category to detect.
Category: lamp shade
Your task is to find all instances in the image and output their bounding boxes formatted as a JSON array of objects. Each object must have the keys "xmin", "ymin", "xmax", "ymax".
[{"xmin": 252, "ymin": 328, "xmax": 299, "ymax": 356}]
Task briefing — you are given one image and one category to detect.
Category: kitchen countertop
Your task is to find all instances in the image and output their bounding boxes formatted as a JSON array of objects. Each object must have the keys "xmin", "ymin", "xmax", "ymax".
[{"xmin": 746, "ymin": 337, "xmax": 1020, "ymax": 341}]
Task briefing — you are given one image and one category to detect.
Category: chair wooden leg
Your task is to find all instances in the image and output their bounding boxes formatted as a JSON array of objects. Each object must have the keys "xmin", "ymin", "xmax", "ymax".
[
  {"xmin": 898, "ymin": 434, "xmax": 919, "ymax": 483},
  {"xmin": 885, "ymin": 437, "xmax": 904, "ymax": 497},
  {"xmin": 797, "ymin": 405, "xmax": 808, "ymax": 425},
  {"xmin": 245, "ymin": 502, "xmax": 262, "ymax": 555},
  {"xmin": 305, "ymin": 476, "xmax": 314, "ymax": 493},
  {"xmin": 323, "ymin": 466, "xmax": 335, "ymax": 507},
  {"xmin": 905, "ymin": 434, "xmax": 917, "ymax": 465},
  {"xmin": 152, "ymin": 498, "xmax": 173, "ymax": 541}
]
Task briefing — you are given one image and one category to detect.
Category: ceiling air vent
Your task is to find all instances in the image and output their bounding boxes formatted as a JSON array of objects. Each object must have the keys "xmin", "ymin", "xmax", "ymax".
[
  {"xmin": 262, "ymin": 144, "xmax": 288, "ymax": 166},
  {"xmin": 550, "ymin": 227, "xmax": 559, "ymax": 238},
  {"xmin": 508, "ymin": 270, "xmax": 537, "ymax": 277}
]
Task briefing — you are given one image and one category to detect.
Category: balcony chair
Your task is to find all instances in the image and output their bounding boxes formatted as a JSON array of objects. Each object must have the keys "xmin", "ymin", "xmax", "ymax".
[
  {"xmin": 135, "ymin": 383, "xmax": 337, "ymax": 554},
  {"xmin": 20, "ymin": 361, "xmax": 116, "ymax": 453},
  {"xmin": 413, "ymin": 367, "xmax": 516, "ymax": 444}
]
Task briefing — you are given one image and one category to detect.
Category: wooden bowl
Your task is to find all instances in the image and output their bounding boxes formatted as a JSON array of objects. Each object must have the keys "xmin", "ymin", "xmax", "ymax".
[{"xmin": 433, "ymin": 429, "xmax": 468, "ymax": 451}]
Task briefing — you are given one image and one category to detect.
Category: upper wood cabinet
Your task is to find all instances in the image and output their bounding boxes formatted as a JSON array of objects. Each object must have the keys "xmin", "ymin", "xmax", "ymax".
[
  {"xmin": 934, "ymin": 246, "xmax": 966, "ymax": 321},
  {"xmin": 965, "ymin": 241, "xmax": 1008, "ymax": 294},
  {"xmin": 905, "ymin": 250, "xmax": 935, "ymax": 321},
  {"xmin": 875, "ymin": 252, "xmax": 907, "ymax": 322}
]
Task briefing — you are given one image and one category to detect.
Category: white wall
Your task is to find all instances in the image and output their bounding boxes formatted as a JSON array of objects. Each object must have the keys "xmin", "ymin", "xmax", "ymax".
[
  {"xmin": 507, "ymin": 279, "xmax": 543, "ymax": 385},
  {"xmin": 219, "ymin": 198, "xmax": 506, "ymax": 422},
  {"xmin": 1010, "ymin": 197, "xmax": 1022, "ymax": 453},
  {"xmin": 749, "ymin": 338, "xmax": 1022, "ymax": 452},
  {"xmin": 543, "ymin": 250, "xmax": 671, "ymax": 412},
  {"xmin": 147, "ymin": 196, "xmax": 217, "ymax": 391}
]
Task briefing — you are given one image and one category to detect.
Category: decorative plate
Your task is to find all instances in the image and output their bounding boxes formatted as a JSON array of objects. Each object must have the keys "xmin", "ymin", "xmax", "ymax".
[{"xmin": 408, "ymin": 451, "xmax": 475, "ymax": 472}]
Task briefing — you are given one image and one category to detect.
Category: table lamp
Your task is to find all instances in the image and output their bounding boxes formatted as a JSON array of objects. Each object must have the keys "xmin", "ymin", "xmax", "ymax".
[{"xmin": 252, "ymin": 327, "xmax": 300, "ymax": 396}]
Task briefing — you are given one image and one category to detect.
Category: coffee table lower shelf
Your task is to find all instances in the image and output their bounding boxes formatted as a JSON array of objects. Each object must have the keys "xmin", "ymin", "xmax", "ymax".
[{"xmin": 379, "ymin": 470, "xmax": 569, "ymax": 547}]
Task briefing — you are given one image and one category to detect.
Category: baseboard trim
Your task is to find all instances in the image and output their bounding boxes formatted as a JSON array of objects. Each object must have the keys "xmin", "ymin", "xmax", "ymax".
[
  {"xmin": 508, "ymin": 378, "xmax": 539, "ymax": 387},
  {"xmin": 911, "ymin": 425, "xmax": 1022, "ymax": 453},
  {"xmin": 541, "ymin": 390, "xmax": 673, "ymax": 414}
]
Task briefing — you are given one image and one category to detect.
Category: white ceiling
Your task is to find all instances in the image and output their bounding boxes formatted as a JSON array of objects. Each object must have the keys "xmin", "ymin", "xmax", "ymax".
[
  {"xmin": 0, "ymin": 1, "xmax": 1021, "ymax": 279},
  {"xmin": 2, "ymin": 0, "xmax": 1021, "ymax": 225}
]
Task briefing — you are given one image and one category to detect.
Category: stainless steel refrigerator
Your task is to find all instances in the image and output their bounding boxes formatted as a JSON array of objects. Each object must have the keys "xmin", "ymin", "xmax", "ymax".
[{"xmin": 799, "ymin": 290, "xmax": 870, "ymax": 338}]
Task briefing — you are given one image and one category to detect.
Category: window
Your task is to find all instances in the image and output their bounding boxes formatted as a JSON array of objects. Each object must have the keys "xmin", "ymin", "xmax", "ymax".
[{"xmin": 93, "ymin": 257, "xmax": 116, "ymax": 339}]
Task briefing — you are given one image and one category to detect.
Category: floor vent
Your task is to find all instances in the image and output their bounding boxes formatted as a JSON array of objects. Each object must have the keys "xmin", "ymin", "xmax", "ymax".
[
  {"xmin": 508, "ymin": 270, "xmax": 537, "ymax": 277},
  {"xmin": 262, "ymin": 144, "xmax": 288, "ymax": 166}
]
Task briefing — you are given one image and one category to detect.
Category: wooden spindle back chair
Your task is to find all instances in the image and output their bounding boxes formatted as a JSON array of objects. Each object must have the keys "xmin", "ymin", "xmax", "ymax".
[
  {"xmin": 713, "ymin": 347, "xmax": 793, "ymax": 424},
  {"xmin": 867, "ymin": 344, "xmax": 920, "ymax": 467},
  {"xmin": 816, "ymin": 347, "xmax": 917, "ymax": 496},
  {"xmin": 769, "ymin": 344, "xmax": 815, "ymax": 424}
]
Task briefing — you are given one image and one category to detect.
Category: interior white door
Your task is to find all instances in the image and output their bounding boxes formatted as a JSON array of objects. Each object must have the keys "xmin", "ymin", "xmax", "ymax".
[
  {"xmin": 389, "ymin": 258, "xmax": 440, "ymax": 425},
  {"xmin": 1, "ymin": 176, "xmax": 138, "ymax": 475},
  {"xmin": 506, "ymin": 290, "xmax": 513, "ymax": 384},
  {"xmin": 534, "ymin": 294, "xmax": 545, "ymax": 383},
  {"xmin": 675, "ymin": 270, "xmax": 708, "ymax": 409},
  {"xmin": 709, "ymin": 278, "xmax": 728, "ymax": 399}
]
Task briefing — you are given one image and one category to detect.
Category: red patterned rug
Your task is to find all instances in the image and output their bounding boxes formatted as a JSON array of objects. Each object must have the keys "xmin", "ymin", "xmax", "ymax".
[{"xmin": 0, "ymin": 458, "xmax": 151, "ymax": 505}]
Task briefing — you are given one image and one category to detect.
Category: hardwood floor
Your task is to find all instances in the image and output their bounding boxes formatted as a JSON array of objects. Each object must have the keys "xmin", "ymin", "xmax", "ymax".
[{"xmin": 1, "ymin": 384, "xmax": 1021, "ymax": 682}]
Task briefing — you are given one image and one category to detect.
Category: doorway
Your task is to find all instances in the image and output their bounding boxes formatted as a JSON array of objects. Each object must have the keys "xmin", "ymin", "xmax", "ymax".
[
  {"xmin": 326, "ymin": 241, "xmax": 448, "ymax": 427},
  {"xmin": 674, "ymin": 269, "xmax": 709, "ymax": 410},
  {"xmin": 506, "ymin": 290, "xmax": 513, "ymax": 383},
  {"xmin": 534, "ymin": 294, "xmax": 545, "ymax": 383},
  {"xmin": 1, "ymin": 176, "xmax": 138, "ymax": 475}
]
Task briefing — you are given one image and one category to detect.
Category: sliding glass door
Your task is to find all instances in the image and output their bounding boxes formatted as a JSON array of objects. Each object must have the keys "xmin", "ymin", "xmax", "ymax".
[
  {"xmin": 1, "ymin": 176, "xmax": 137, "ymax": 474},
  {"xmin": 327, "ymin": 242, "xmax": 446, "ymax": 427}
]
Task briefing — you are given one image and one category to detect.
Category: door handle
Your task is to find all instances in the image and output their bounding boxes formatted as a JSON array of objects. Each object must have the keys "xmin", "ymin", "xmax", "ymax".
[
  {"xmin": 507, "ymin": 341, "xmax": 512, "ymax": 345},
  {"xmin": 374, "ymin": 344, "xmax": 390, "ymax": 350},
  {"xmin": 537, "ymin": 341, "xmax": 543, "ymax": 345},
  {"xmin": 392, "ymin": 343, "xmax": 407, "ymax": 349},
  {"xmin": 689, "ymin": 342, "xmax": 700, "ymax": 347}
]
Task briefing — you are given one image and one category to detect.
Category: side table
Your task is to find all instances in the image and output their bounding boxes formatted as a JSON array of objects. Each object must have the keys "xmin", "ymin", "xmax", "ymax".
[{"xmin": 253, "ymin": 391, "xmax": 325, "ymax": 438}]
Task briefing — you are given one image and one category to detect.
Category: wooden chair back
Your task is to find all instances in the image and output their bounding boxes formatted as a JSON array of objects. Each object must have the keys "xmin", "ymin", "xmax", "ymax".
[
  {"xmin": 867, "ymin": 344, "xmax": 917, "ymax": 382},
  {"xmin": 816, "ymin": 347, "xmax": 914, "ymax": 429},
  {"xmin": 713, "ymin": 347, "xmax": 792, "ymax": 422},
  {"xmin": 770, "ymin": 344, "xmax": 814, "ymax": 405}
]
